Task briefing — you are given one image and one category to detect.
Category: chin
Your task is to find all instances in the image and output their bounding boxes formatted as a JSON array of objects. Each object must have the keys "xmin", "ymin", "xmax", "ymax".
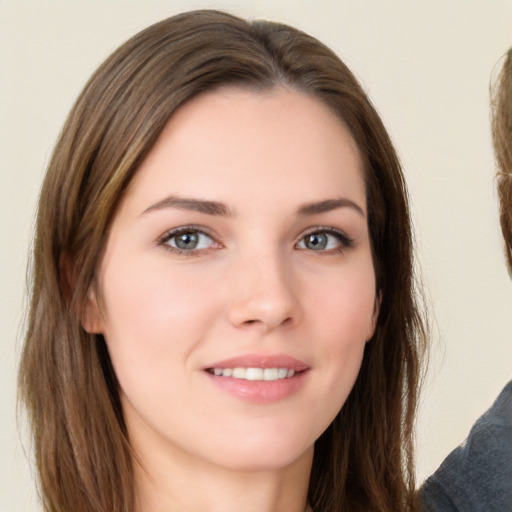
[{"xmin": 200, "ymin": 428, "xmax": 316, "ymax": 472}]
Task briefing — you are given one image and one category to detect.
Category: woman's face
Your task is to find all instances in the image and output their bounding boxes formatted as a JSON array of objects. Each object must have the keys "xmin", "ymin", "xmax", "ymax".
[{"xmin": 86, "ymin": 87, "xmax": 378, "ymax": 473}]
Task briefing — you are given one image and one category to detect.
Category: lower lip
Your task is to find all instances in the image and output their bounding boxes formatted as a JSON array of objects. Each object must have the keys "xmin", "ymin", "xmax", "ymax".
[{"xmin": 205, "ymin": 370, "xmax": 309, "ymax": 404}]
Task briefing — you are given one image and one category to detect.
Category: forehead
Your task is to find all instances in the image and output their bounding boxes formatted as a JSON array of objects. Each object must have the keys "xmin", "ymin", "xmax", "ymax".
[{"xmin": 123, "ymin": 86, "xmax": 366, "ymax": 214}]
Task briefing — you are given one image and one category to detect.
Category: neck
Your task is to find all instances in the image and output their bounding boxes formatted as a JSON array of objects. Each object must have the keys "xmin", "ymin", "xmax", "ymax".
[{"xmin": 133, "ymin": 445, "xmax": 313, "ymax": 512}]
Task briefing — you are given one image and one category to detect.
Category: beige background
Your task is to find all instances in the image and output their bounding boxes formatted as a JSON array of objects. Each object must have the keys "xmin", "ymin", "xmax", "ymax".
[{"xmin": 1, "ymin": 1, "xmax": 511, "ymax": 509}]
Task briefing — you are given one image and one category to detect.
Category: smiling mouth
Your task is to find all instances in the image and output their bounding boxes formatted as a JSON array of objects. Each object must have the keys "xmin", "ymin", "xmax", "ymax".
[
  {"xmin": 206, "ymin": 367, "xmax": 303, "ymax": 381},
  {"xmin": 204, "ymin": 357, "xmax": 309, "ymax": 403}
]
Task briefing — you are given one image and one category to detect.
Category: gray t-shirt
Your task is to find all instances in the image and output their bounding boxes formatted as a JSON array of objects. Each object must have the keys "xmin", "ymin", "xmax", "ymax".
[{"xmin": 420, "ymin": 380, "xmax": 512, "ymax": 511}]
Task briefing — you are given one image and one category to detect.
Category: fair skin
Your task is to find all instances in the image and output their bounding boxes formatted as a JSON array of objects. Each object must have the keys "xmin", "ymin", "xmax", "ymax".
[{"xmin": 85, "ymin": 87, "xmax": 378, "ymax": 512}]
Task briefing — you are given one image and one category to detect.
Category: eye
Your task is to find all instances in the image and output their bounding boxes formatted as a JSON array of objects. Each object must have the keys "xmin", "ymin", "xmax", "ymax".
[
  {"xmin": 160, "ymin": 227, "xmax": 217, "ymax": 253},
  {"xmin": 296, "ymin": 228, "xmax": 353, "ymax": 252}
]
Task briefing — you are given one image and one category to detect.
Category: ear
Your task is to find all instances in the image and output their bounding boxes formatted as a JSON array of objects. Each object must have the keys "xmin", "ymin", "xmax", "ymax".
[
  {"xmin": 366, "ymin": 293, "xmax": 381, "ymax": 341},
  {"xmin": 81, "ymin": 286, "xmax": 105, "ymax": 334},
  {"xmin": 60, "ymin": 253, "xmax": 104, "ymax": 334}
]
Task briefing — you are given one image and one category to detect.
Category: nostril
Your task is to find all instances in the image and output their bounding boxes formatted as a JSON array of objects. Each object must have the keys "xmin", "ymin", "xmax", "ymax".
[
  {"xmin": 243, "ymin": 319, "xmax": 259, "ymax": 325},
  {"xmin": 241, "ymin": 317, "xmax": 293, "ymax": 329}
]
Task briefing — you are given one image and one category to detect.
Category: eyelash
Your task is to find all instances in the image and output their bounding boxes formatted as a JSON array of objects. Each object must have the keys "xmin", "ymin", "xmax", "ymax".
[
  {"xmin": 296, "ymin": 227, "xmax": 354, "ymax": 253},
  {"xmin": 157, "ymin": 225, "xmax": 220, "ymax": 256},
  {"xmin": 157, "ymin": 225, "xmax": 354, "ymax": 256}
]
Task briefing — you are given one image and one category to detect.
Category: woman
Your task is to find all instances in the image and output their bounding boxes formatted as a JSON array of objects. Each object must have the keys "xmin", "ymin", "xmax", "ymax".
[{"xmin": 18, "ymin": 10, "xmax": 427, "ymax": 512}]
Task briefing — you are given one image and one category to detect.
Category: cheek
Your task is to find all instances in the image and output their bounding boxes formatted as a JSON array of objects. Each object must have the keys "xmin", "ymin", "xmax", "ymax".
[
  {"xmin": 311, "ymin": 263, "xmax": 377, "ymax": 344},
  {"xmin": 97, "ymin": 257, "xmax": 225, "ymax": 433},
  {"xmin": 98, "ymin": 255, "xmax": 222, "ymax": 376},
  {"xmin": 305, "ymin": 264, "xmax": 376, "ymax": 415},
  {"xmin": 102, "ymin": 251, "xmax": 221, "ymax": 323}
]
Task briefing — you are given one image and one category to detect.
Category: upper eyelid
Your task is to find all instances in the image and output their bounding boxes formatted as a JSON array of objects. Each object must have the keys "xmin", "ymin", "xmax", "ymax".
[
  {"xmin": 156, "ymin": 225, "xmax": 353, "ymax": 247},
  {"xmin": 295, "ymin": 227, "xmax": 355, "ymax": 253},
  {"xmin": 297, "ymin": 226, "xmax": 352, "ymax": 241},
  {"xmin": 157, "ymin": 225, "xmax": 219, "ymax": 247}
]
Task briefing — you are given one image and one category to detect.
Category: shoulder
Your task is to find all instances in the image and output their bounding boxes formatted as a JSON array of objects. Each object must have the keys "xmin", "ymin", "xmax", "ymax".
[{"xmin": 419, "ymin": 380, "xmax": 512, "ymax": 512}]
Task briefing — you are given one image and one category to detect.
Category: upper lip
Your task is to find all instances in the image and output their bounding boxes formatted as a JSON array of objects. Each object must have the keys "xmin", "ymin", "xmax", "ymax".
[{"xmin": 205, "ymin": 353, "xmax": 309, "ymax": 371}]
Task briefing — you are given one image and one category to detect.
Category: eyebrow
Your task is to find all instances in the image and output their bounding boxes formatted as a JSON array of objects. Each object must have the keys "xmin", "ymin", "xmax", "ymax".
[
  {"xmin": 142, "ymin": 196, "xmax": 232, "ymax": 217},
  {"xmin": 297, "ymin": 198, "xmax": 365, "ymax": 217},
  {"xmin": 141, "ymin": 195, "xmax": 364, "ymax": 218}
]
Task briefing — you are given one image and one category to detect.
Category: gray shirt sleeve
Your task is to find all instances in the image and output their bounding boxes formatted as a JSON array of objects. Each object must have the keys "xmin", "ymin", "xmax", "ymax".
[{"xmin": 419, "ymin": 380, "xmax": 512, "ymax": 512}]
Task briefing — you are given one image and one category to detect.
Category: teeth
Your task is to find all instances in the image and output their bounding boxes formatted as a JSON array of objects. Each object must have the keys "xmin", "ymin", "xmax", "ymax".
[
  {"xmin": 263, "ymin": 368, "xmax": 278, "ymax": 380},
  {"xmin": 232, "ymin": 367, "xmax": 246, "ymax": 379},
  {"xmin": 211, "ymin": 367, "xmax": 297, "ymax": 381},
  {"xmin": 246, "ymin": 367, "xmax": 263, "ymax": 380}
]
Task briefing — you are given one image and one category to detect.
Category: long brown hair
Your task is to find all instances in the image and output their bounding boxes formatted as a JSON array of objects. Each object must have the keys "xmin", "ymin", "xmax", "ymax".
[
  {"xmin": 18, "ymin": 10, "xmax": 427, "ymax": 512},
  {"xmin": 492, "ymin": 47, "xmax": 512, "ymax": 273}
]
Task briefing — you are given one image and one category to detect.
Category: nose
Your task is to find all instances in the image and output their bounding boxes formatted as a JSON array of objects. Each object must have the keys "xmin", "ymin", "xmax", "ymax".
[{"xmin": 227, "ymin": 249, "xmax": 301, "ymax": 333}]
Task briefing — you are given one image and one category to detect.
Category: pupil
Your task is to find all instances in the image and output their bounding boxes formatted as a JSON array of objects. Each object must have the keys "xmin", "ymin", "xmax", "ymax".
[
  {"xmin": 307, "ymin": 233, "xmax": 327, "ymax": 250},
  {"xmin": 176, "ymin": 232, "xmax": 198, "ymax": 249}
]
